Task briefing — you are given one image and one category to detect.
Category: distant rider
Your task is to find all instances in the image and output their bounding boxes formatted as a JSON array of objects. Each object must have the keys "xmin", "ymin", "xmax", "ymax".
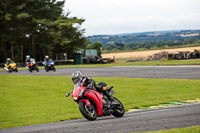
[
  {"xmin": 6, "ymin": 58, "xmax": 13, "ymax": 65},
  {"xmin": 25, "ymin": 55, "xmax": 31, "ymax": 65},
  {"xmin": 43, "ymin": 55, "xmax": 52, "ymax": 68},
  {"xmin": 71, "ymin": 71, "xmax": 115, "ymax": 105},
  {"xmin": 6, "ymin": 58, "xmax": 13, "ymax": 69},
  {"xmin": 44, "ymin": 55, "xmax": 53, "ymax": 63}
]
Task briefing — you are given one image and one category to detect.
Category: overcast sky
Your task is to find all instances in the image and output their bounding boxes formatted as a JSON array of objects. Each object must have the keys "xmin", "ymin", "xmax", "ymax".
[{"xmin": 64, "ymin": 0, "xmax": 200, "ymax": 36}]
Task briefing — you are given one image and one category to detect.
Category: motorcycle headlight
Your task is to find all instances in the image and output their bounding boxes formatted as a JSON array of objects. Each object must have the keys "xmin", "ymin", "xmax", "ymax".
[
  {"xmin": 73, "ymin": 97, "xmax": 78, "ymax": 100},
  {"xmin": 78, "ymin": 89, "xmax": 84, "ymax": 97}
]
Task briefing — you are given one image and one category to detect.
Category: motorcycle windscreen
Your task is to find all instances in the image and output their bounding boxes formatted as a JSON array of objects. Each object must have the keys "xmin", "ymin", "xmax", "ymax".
[
  {"xmin": 73, "ymin": 83, "xmax": 81, "ymax": 91},
  {"xmin": 109, "ymin": 89, "xmax": 115, "ymax": 96},
  {"xmin": 72, "ymin": 83, "xmax": 85, "ymax": 98}
]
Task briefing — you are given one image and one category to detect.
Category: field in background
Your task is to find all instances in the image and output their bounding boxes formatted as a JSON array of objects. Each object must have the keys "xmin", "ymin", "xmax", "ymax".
[
  {"xmin": 0, "ymin": 75, "xmax": 200, "ymax": 129},
  {"xmin": 102, "ymin": 46, "xmax": 200, "ymax": 59}
]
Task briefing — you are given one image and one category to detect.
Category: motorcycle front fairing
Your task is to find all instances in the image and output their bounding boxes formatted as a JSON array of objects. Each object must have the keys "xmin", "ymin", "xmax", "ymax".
[
  {"xmin": 4, "ymin": 63, "xmax": 16, "ymax": 71},
  {"xmin": 72, "ymin": 83, "xmax": 104, "ymax": 116},
  {"xmin": 4, "ymin": 64, "xmax": 9, "ymax": 70},
  {"xmin": 72, "ymin": 83, "xmax": 85, "ymax": 101},
  {"xmin": 83, "ymin": 90, "xmax": 103, "ymax": 116}
]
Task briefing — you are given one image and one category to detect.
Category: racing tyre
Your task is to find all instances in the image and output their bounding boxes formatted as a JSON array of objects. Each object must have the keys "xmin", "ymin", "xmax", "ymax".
[
  {"xmin": 53, "ymin": 67, "xmax": 56, "ymax": 72},
  {"xmin": 79, "ymin": 101, "xmax": 97, "ymax": 121},
  {"xmin": 15, "ymin": 68, "xmax": 18, "ymax": 72},
  {"xmin": 35, "ymin": 66, "xmax": 39, "ymax": 72},
  {"xmin": 45, "ymin": 67, "xmax": 49, "ymax": 72},
  {"xmin": 111, "ymin": 97, "xmax": 124, "ymax": 117}
]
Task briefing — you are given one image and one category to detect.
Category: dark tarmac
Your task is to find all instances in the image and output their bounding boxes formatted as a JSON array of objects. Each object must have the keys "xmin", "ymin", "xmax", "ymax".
[
  {"xmin": 1, "ymin": 104, "xmax": 199, "ymax": 133},
  {"xmin": 1, "ymin": 66, "xmax": 200, "ymax": 79}
]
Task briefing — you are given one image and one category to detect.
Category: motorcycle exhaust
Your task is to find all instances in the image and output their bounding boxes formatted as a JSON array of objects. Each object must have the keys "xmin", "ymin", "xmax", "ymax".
[{"xmin": 4, "ymin": 67, "xmax": 8, "ymax": 70}]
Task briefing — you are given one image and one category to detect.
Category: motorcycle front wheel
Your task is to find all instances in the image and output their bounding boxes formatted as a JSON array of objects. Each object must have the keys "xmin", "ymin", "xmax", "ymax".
[
  {"xmin": 29, "ymin": 69, "xmax": 32, "ymax": 72},
  {"xmin": 79, "ymin": 101, "xmax": 97, "ymax": 121},
  {"xmin": 111, "ymin": 97, "xmax": 125, "ymax": 117},
  {"xmin": 53, "ymin": 67, "xmax": 56, "ymax": 72},
  {"xmin": 45, "ymin": 67, "xmax": 49, "ymax": 72},
  {"xmin": 36, "ymin": 67, "xmax": 39, "ymax": 72}
]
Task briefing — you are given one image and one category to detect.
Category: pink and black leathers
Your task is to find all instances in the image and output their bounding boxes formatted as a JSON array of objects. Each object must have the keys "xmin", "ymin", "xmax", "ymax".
[{"xmin": 65, "ymin": 83, "xmax": 124, "ymax": 121}]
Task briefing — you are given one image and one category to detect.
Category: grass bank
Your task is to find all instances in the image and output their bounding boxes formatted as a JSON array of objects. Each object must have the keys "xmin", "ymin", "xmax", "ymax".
[{"xmin": 0, "ymin": 75, "xmax": 200, "ymax": 129}]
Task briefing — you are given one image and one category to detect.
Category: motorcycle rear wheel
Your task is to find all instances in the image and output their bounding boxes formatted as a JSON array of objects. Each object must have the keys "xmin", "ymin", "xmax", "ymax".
[
  {"xmin": 111, "ymin": 97, "xmax": 125, "ymax": 117},
  {"xmin": 15, "ymin": 68, "xmax": 18, "ymax": 72},
  {"xmin": 79, "ymin": 101, "xmax": 97, "ymax": 121}
]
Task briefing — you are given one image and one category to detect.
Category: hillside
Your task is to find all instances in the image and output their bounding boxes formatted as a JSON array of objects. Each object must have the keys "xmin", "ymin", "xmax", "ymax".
[{"xmin": 89, "ymin": 30, "xmax": 200, "ymax": 49}]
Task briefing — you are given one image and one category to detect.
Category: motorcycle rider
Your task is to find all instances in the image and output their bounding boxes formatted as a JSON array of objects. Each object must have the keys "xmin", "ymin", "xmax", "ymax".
[
  {"xmin": 44, "ymin": 55, "xmax": 52, "ymax": 62},
  {"xmin": 71, "ymin": 71, "xmax": 115, "ymax": 105},
  {"xmin": 25, "ymin": 55, "xmax": 31, "ymax": 65},
  {"xmin": 6, "ymin": 58, "xmax": 13, "ymax": 69},
  {"xmin": 43, "ymin": 55, "xmax": 52, "ymax": 68}
]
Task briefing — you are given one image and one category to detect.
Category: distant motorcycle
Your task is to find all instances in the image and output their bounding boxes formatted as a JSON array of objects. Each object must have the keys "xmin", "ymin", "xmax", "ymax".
[
  {"xmin": 26, "ymin": 58, "xmax": 39, "ymax": 72},
  {"xmin": 43, "ymin": 61, "xmax": 56, "ymax": 72},
  {"xmin": 65, "ymin": 83, "xmax": 124, "ymax": 121},
  {"xmin": 4, "ymin": 62, "xmax": 18, "ymax": 73}
]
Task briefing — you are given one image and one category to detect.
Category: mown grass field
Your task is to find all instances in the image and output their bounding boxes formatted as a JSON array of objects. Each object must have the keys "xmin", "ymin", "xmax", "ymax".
[{"xmin": 0, "ymin": 75, "xmax": 200, "ymax": 129}]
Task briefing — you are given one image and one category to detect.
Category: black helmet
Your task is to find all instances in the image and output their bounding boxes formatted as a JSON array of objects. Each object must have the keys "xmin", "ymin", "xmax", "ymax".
[{"xmin": 71, "ymin": 71, "xmax": 83, "ymax": 84}]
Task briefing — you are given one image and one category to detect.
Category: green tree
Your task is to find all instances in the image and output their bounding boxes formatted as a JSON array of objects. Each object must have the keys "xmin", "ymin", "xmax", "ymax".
[
  {"xmin": 0, "ymin": 0, "xmax": 87, "ymax": 63},
  {"xmin": 87, "ymin": 41, "xmax": 103, "ymax": 57}
]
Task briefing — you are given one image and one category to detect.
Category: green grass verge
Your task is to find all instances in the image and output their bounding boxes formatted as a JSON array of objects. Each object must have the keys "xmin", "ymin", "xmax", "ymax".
[
  {"xmin": 1, "ymin": 59, "xmax": 200, "ymax": 72},
  {"xmin": 0, "ymin": 75, "xmax": 200, "ymax": 129}
]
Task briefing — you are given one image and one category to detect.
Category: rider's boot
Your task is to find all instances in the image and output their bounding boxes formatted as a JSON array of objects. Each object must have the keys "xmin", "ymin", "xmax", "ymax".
[{"xmin": 104, "ymin": 90, "xmax": 119, "ymax": 106}]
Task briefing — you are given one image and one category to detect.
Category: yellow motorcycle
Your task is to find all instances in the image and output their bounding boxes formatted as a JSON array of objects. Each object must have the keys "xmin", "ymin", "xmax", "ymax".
[{"xmin": 4, "ymin": 62, "xmax": 18, "ymax": 73}]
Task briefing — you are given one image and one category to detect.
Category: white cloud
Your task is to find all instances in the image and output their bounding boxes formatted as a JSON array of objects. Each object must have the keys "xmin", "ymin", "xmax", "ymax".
[{"xmin": 64, "ymin": 0, "xmax": 200, "ymax": 36}]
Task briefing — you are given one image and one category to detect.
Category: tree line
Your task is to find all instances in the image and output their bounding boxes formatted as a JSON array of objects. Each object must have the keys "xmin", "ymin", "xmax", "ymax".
[
  {"xmin": 90, "ymin": 30, "xmax": 200, "ymax": 47},
  {"xmin": 0, "ymin": 0, "xmax": 88, "ymax": 63},
  {"xmin": 103, "ymin": 37, "xmax": 200, "ymax": 52}
]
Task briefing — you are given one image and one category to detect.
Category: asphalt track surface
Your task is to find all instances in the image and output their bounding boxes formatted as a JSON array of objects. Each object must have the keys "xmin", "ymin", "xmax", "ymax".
[
  {"xmin": 0, "ymin": 104, "xmax": 200, "ymax": 133},
  {"xmin": 1, "ymin": 66, "xmax": 200, "ymax": 79}
]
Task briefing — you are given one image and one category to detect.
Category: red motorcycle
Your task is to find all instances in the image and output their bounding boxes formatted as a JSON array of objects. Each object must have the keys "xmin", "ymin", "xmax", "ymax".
[
  {"xmin": 26, "ymin": 59, "xmax": 39, "ymax": 72},
  {"xmin": 65, "ymin": 83, "xmax": 124, "ymax": 121}
]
